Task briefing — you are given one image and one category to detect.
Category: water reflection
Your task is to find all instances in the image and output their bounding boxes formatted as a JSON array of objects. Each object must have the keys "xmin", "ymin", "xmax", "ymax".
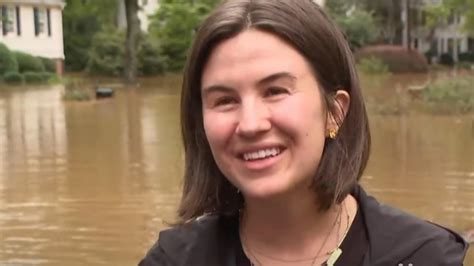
[{"xmin": 0, "ymin": 74, "xmax": 472, "ymax": 265}]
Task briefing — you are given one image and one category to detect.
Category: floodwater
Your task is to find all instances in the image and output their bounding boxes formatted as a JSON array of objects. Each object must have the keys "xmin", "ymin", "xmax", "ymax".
[{"xmin": 0, "ymin": 73, "xmax": 472, "ymax": 265}]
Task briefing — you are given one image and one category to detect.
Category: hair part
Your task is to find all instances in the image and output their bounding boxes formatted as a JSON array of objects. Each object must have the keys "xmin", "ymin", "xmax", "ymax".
[{"xmin": 178, "ymin": 0, "xmax": 371, "ymax": 223}]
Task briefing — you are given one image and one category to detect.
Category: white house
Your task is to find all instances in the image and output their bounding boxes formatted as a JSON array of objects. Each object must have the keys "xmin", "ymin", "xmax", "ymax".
[
  {"xmin": 0, "ymin": 0, "xmax": 65, "ymax": 74},
  {"xmin": 408, "ymin": 0, "xmax": 473, "ymax": 62}
]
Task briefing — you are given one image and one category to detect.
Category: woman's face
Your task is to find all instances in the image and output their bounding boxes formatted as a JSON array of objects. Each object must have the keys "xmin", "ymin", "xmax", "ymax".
[{"xmin": 201, "ymin": 29, "xmax": 330, "ymax": 199}]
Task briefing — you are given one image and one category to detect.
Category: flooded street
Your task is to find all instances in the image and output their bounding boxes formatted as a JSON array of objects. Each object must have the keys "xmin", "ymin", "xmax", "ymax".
[{"xmin": 0, "ymin": 74, "xmax": 472, "ymax": 265}]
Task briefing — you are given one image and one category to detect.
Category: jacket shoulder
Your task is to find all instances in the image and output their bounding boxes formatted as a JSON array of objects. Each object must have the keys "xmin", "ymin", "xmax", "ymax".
[
  {"xmin": 356, "ymin": 187, "xmax": 468, "ymax": 265},
  {"xmin": 139, "ymin": 215, "xmax": 238, "ymax": 266}
]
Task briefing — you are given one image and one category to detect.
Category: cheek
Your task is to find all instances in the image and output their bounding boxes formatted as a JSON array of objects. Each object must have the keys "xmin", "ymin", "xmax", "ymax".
[
  {"xmin": 203, "ymin": 111, "xmax": 235, "ymax": 151},
  {"xmin": 271, "ymin": 98, "xmax": 326, "ymax": 139}
]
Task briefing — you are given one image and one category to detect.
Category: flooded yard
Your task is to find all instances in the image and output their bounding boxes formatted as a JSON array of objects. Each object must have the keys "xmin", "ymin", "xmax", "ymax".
[{"xmin": 0, "ymin": 73, "xmax": 472, "ymax": 265}]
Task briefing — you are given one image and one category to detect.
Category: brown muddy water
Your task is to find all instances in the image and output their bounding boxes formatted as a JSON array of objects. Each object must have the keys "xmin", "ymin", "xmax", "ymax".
[{"xmin": 0, "ymin": 73, "xmax": 472, "ymax": 265}]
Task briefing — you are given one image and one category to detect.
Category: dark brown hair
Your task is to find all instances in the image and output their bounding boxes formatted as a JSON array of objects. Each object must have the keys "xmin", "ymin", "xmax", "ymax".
[{"xmin": 178, "ymin": 0, "xmax": 371, "ymax": 222}]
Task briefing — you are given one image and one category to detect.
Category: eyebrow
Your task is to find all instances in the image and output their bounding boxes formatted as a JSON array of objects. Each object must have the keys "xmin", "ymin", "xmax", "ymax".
[
  {"xmin": 201, "ymin": 72, "xmax": 297, "ymax": 97},
  {"xmin": 257, "ymin": 72, "xmax": 297, "ymax": 86}
]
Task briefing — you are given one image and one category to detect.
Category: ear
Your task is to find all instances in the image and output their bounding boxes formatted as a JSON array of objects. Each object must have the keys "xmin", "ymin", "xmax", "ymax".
[{"xmin": 326, "ymin": 90, "xmax": 350, "ymax": 135}]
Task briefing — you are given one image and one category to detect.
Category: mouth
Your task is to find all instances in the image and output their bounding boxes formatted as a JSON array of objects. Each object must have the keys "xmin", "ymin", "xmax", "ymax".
[{"xmin": 240, "ymin": 147, "xmax": 284, "ymax": 161}]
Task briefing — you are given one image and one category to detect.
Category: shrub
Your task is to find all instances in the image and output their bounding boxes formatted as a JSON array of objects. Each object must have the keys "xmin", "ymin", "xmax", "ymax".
[
  {"xmin": 86, "ymin": 28, "xmax": 124, "ymax": 76},
  {"xmin": 424, "ymin": 50, "xmax": 437, "ymax": 64},
  {"xmin": 3, "ymin": 71, "xmax": 23, "ymax": 84},
  {"xmin": 138, "ymin": 36, "xmax": 166, "ymax": 76},
  {"xmin": 439, "ymin": 53, "xmax": 454, "ymax": 66},
  {"xmin": 357, "ymin": 57, "xmax": 389, "ymax": 75},
  {"xmin": 458, "ymin": 52, "xmax": 474, "ymax": 63},
  {"xmin": 23, "ymin": 71, "xmax": 44, "ymax": 83},
  {"xmin": 423, "ymin": 77, "xmax": 474, "ymax": 114},
  {"xmin": 39, "ymin": 72, "xmax": 56, "ymax": 82},
  {"xmin": 355, "ymin": 45, "xmax": 429, "ymax": 73},
  {"xmin": 0, "ymin": 43, "xmax": 19, "ymax": 74},
  {"xmin": 38, "ymin": 57, "xmax": 56, "ymax": 73},
  {"xmin": 14, "ymin": 51, "xmax": 45, "ymax": 72}
]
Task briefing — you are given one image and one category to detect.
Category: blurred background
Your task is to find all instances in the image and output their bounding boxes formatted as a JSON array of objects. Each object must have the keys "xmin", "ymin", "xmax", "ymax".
[{"xmin": 0, "ymin": 0, "xmax": 472, "ymax": 265}]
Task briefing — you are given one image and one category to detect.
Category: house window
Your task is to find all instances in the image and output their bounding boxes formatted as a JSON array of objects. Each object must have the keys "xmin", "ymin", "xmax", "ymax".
[
  {"xmin": 1, "ymin": 5, "xmax": 18, "ymax": 36},
  {"xmin": 34, "ymin": 7, "xmax": 51, "ymax": 36}
]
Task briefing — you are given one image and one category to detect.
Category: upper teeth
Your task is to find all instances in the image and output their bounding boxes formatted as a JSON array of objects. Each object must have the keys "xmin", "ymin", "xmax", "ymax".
[{"xmin": 243, "ymin": 148, "xmax": 281, "ymax": 161}]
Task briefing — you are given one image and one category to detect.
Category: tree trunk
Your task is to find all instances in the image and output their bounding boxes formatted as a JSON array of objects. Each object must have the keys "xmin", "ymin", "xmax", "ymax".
[{"xmin": 124, "ymin": 0, "xmax": 140, "ymax": 84}]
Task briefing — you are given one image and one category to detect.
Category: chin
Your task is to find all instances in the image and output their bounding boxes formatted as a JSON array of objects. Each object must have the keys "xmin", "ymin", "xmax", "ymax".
[{"xmin": 241, "ymin": 182, "xmax": 290, "ymax": 200}]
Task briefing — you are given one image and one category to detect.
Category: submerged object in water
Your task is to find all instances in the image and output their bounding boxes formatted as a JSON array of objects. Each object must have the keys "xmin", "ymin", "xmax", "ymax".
[{"xmin": 96, "ymin": 87, "xmax": 114, "ymax": 99}]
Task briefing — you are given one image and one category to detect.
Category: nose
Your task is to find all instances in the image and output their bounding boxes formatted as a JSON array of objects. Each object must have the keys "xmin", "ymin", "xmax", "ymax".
[{"xmin": 235, "ymin": 99, "xmax": 271, "ymax": 138}]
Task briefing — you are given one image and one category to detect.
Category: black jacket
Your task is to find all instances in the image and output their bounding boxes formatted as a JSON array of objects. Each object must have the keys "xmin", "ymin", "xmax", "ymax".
[{"xmin": 139, "ymin": 186, "xmax": 469, "ymax": 265}]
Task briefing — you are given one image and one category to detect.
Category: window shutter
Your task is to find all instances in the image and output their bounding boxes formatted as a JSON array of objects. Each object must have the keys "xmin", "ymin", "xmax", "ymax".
[
  {"xmin": 33, "ymin": 7, "xmax": 39, "ymax": 36},
  {"xmin": 47, "ymin": 8, "xmax": 51, "ymax": 36},
  {"xmin": 16, "ymin": 6, "xmax": 20, "ymax": 36}
]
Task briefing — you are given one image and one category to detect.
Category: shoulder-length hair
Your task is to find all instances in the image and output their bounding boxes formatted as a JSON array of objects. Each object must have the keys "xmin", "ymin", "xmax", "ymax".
[{"xmin": 178, "ymin": 0, "xmax": 370, "ymax": 223}]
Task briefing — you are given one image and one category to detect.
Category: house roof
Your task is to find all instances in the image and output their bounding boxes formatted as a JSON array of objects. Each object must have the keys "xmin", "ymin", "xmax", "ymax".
[{"xmin": 1, "ymin": 0, "xmax": 66, "ymax": 8}]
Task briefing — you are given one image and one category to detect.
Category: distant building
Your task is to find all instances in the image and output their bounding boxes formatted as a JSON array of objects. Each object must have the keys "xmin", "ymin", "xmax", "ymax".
[
  {"xmin": 409, "ymin": 0, "xmax": 473, "ymax": 62},
  {"xmin": 0, "ymin": 0, "xmax": 65, "ymax": 74}
]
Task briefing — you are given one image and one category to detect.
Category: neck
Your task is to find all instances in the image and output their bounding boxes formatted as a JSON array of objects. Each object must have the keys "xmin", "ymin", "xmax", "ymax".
[{"xmin": 240, "ymin": 189, "xmax": 343, "ymax": 260}]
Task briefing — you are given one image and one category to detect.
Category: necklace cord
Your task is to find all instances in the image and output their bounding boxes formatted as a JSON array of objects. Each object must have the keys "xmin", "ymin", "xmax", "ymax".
[{"xmin": 240, "ymin": 201, "xmax": 350, "ymax": 266}]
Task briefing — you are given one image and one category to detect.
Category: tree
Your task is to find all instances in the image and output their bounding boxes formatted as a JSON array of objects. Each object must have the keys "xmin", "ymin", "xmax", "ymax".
[
  {"xmin": 424, "ymin": 0, "xmax": 474, "ymax": 34},
  {"xmin": 326, "ymin": 0, "xmax": 380, "ymax": 49},
  {"xmin": 148, "ymin": 0, "xmax": 219, "ymax": 71},
  {"xmin": 124, "ymin": 0, "xmax": 141, "ymax": 84},
  {"xmin": 63, "ymin": 0, "xmax": 118, "ymax": 71}
]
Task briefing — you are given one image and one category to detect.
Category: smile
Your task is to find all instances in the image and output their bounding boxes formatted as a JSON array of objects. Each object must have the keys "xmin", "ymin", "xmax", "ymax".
[{"xmin": 242, "ymin": 147, "xmax": 281, "ymax": 161}]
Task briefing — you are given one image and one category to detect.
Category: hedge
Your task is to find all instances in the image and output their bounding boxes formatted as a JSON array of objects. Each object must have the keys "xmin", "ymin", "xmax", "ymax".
[
  {"xmin": 14, "ymin": 51, "xmax": 45, "ymax": 73},
  {"xmin": 38, "ymin": 57, "xmax": 56, "ymax": 73},
  {"xmin": 0, "ymin": 43, "xmax": 19, "ymax": 74},
  {"xmin": 3, "ymin": 71, "xmax": 23, "ymax": 84},
  {"xmin": 23, "ymin": 71, "xmax": 44, "ymax": 83},
  {"xmin": 355, "ymin": 45, "xmax": 428, "ymax": 73}
]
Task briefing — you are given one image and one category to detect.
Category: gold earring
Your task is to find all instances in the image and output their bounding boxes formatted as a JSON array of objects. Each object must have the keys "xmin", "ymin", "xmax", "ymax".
[{"xmin": 328, "ymin": 128, "xmax": 338, "ymax": 139}]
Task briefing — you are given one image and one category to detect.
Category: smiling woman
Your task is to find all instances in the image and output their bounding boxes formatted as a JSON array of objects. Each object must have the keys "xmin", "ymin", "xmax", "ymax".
[{"xmin": 139, "ymin": 1, "xmax": 469, "ymax": 266}]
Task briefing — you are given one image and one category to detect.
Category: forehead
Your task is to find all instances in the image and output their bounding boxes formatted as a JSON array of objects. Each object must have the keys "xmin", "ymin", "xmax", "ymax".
[{"xmin": 201, "ymin": 29, "xmax": 313, "ymax": 87}]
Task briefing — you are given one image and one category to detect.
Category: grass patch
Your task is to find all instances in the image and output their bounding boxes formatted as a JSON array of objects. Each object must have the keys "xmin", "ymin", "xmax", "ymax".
[
  {"xmin": 62, "ymin": 78, "xmax": 91, "ymax": 101},
  {"xmin": 422, "ymin": 76, "xmax": 474, "ymax": 114},
  {"xmin": 357, "ymin": 57, "xmax": 390, "ymax": 75}
]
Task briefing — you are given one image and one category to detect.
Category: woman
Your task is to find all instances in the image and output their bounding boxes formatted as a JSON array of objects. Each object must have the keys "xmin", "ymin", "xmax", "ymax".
[{"xmin": 140, "ymin": 0, "xmax": 468, "ymax": 265}]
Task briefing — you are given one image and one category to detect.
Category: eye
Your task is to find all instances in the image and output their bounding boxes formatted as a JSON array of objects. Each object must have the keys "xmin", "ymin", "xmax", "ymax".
[
  {"xmin": 214, "ymin": 96, "xmax": 238, "ymax": 107},
  {"xmin": 265, "ymin": 87, "xmax": 289, "ymax": 97}
]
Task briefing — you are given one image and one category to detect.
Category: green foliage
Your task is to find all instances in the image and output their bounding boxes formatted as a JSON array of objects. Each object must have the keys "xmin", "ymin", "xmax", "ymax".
[
  {"xmin": 439, "ymin": 53, "xmax": 454, "ymax": 66},
  {"xmin": 14, "ymin": 51, "xmax": 45, "ymax": 73},
  {"xmin": 23, "ymin": 71, "xmax": 45, "ymax": 83},
  {"xmin": 138, "ymin": 36, "xmax": 167, "ymax": 76},
  {"xmin": 148, "ymin": 0, "xmax": 219, "ymax": 71},
  {"xmin": 0, "ymin": 42, "xmax": 19, "ymax": 74},
  {"xmin": 63, "ymin": 77, "xmax": 91, "ymax": 101},
  {"xmin": 63, "ymin": 0, "xmax": 118, "ymax": 71},
  {"xmin": 3, "ymin": 71, "xmax": 23, "ymax": 84},
  {"xmin": 423, "ymin": 76, "xmax": 474, "ymax": 114},
  {"xmin": 86, "ymin": 28, "xmax": 125, "ymax": 76},
  {"xmin": 458, "ymin": 52, "xmax": 474, "ymax": 62},
  {"xmin": 38, "ymin": 57, "xmax": 56, "ymax": 73},
  {"xmin": 330, "ymin": 8, "xmax": 379, "ymax": 49},
  {"xmin": 63, "ymin": 89, "xmax": 91, "ymax": 101},
  {"xmin": 424, "ymin": 0, "xmax": 474, "ymax": 34},
  {"xmin": 357, "ymin": 57, "xmax": 389, "ymax": 75}
]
